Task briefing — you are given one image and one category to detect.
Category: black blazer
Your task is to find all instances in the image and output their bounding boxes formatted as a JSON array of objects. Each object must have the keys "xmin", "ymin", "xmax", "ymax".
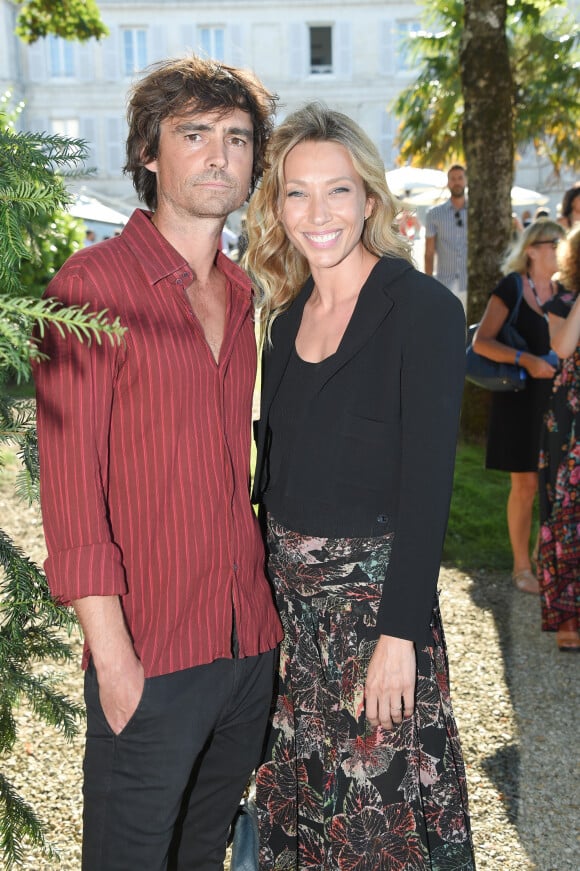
[{"xmin": 253, "ymin": 257, "xmax": 466, "ymax": 645}]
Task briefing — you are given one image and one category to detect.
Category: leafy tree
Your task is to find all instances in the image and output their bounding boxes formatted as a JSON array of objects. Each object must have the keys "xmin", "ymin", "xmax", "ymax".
[
  {"xmin": 0, "ymin": 3, "xmax": 124, "ymax": 866},
  {"xmin": 393, "ymin": 0, "xmax": 579, "ymax": 439},
  {"xmin": 393, "ymin": 0, "xmax": 580, "ymax": 176},
  {"xmin": 0, "ymin": 114, "xmax": 125, "ymax": 871},
  {"xmin": 13, "ymin": 0, "xmax": 108, "ymax": 43}
]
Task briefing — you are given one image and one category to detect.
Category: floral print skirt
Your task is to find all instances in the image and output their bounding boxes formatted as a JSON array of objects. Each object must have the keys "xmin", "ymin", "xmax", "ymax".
[
  {"xmin": 256, "ymin": 516, "xmax": 475, "ymax": 871},
  {"xmin": 537, "ymin": 348, "xmax": 580, "ymax": 632}
]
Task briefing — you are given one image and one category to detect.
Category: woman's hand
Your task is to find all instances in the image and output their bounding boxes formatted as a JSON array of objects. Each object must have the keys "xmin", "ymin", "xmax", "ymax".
[
  {"xmin": 520, "ymin": 354, "xmax": 557, "ymax": 379},
  {"xmin": 365, "ymin": 634, "xmax": 416, "ymax": 730}
]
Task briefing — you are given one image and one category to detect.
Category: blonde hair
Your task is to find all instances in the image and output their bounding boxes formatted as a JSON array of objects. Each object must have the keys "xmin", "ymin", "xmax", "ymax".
[
  {"xmin": 502, "ymin": 218, "xmax": 565, "ymax": 275},
  {"xmin": 245, "ymin": 103, "xmax": 411, "ymax": 340}
]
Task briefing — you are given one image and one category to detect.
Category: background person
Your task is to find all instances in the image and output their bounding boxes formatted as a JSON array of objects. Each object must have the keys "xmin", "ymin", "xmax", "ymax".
[
  {"xmin": 557, "ymin": 183, "xmax": 580, "ymax": 231},
  {"xmin": 33, "ymin": 55, "xmax": 282, "ymax": 870},
  {"xmin": 537, "ymin": 225, "xmax": 580, "ymax": 652},
  {"xmin": 424, "ymin": 164, "xmax": 468, "ymax": 309},
  {"xmin": 247, "ymin": 103, "xmax": 475, "ymax": 870},
  {"xmin": 473, "ymin": 220, "xmax": 565, "ymax": 593}
]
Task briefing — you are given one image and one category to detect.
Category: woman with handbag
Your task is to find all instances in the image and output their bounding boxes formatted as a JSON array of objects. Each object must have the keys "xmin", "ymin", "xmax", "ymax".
[
  {"xmin": 247, "ymin": 103, "xmax": 475, "ymax": 870},
  {"xmin": 473, "ymin": 220, "xmax": 565, "ymax": 593},
  {"xmin": 537, "ymin": 226, "xmax": 580, "ymax": 651}
]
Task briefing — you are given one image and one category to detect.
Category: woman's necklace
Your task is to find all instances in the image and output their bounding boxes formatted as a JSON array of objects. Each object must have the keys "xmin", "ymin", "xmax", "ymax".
[{"xmin": 526, "ymin": 272, "xmax": 554, "ymax": 313}]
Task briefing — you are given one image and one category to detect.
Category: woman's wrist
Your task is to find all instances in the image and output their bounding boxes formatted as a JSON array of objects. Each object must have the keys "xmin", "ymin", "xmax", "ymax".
[{"xmin": 515, "ymin": 350, "xmax": 523, "ymax": 366}]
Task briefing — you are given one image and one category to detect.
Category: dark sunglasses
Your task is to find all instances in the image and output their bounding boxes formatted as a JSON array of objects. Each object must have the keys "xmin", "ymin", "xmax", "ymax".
[
  {"xmin": 454, "ymin": 211, "xmax": 463, "ymax": 227},
  {"xmin": 532, "ymin": 239, "xmax": 560, "ymax": 249}
]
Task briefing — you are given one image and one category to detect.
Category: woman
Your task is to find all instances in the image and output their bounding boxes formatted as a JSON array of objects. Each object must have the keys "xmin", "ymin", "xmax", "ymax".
[
  {"xmin": 557, "ymin": 185, "xmax": 580, "ymax": 231},
  {"xmin": 537, "ymin": 226, "xmax": 580, "ymax": 651},
  {"xmin": 473, "ymin": 220, "xmax": 565, "ymax": 593},
  {"xmin": 247, "ymin": 104, "xmax": 474, "ymax": 869}
]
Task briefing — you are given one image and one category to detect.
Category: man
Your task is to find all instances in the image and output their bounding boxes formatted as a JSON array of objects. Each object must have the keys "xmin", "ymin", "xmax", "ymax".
[
  {"xmin": 33, "ymin": 56, "xmax": 283, "ymax": 871},
  {"xmin": 424, "ymin": 164, "xmax": 468, "ymax": 308}
]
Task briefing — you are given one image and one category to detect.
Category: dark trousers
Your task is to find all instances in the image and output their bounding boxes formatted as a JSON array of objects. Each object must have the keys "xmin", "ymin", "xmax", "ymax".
[{"xmin": 82, "ymin": 649, "xmax": 276, "ymax": 871}]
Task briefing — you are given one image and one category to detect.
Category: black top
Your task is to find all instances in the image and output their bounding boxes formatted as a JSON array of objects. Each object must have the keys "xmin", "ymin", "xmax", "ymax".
[
  {"xmin": 493, "ymin": 272, "xmax": 551, "ymax": 356},
  {"xmin": 265, "ymin": 348, "xmax": 337, "ymax": 527},
  {"xmin": 253, "ymin": 257, "xmax": 466, "ymax": 645},
  {"xmin": 486, "ymin": 272, "xmax": 554, "ymax": 472}
]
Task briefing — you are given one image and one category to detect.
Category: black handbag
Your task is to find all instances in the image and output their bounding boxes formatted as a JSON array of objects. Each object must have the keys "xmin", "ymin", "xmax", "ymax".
[
  {"xmin": 465, "ymin": 273, "xmax": 528, "ymax": 391},
  {"xmin": 229, "ymin": 795, "xmax": 259, "ymax": 871}
]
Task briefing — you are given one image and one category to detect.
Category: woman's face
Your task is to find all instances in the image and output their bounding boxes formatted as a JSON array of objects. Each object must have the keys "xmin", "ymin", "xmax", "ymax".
[
  {"xmin": 527, "ymin": 234, "xmax": 562, "ymax": 274},
  {"xmin": 280, "ymin": 139, "xmax": 374, "ymax": 272}
]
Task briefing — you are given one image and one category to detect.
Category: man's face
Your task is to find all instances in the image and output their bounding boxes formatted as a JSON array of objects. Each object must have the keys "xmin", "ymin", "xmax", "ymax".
[
  {"xmin": 447, "ymin": 169, "xmax": 466, "ymax": 198},
  {"xmin": 144, "ymin": 107, "xmax": 254, "ymax": 219}
]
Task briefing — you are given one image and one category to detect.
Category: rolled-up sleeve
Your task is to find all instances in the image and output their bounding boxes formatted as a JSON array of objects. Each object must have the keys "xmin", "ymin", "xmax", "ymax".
[{"xmin": 33, "ymin": 266, "xmax": 127, "ymax": 604}]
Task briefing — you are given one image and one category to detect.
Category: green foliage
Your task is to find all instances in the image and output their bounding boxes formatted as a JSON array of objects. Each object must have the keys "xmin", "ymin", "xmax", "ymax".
[
  {"xmin": 14, "ymin": 0, "xmax": 108, "ymax": 44},
  {"xmin": 0, "ymin": 772, "xmax": 59, "ymax": 869},
  {"xmin": 0, "ymin": 15, "xmax": 126, "ymax": 860},
  {"xmin": 0, "ymin": 120, "xmax": 87, "ymax": 296},
  {"xmin": 393, "ymin": 0, "xmax": 580, "ymax": 173},
  {"xmin": 443, "ymin": 441, "xmax": 537, "ymax": 571},
  {"xmin": 18, "ymin": 210, "xmax": 84, "ymax": 299}
]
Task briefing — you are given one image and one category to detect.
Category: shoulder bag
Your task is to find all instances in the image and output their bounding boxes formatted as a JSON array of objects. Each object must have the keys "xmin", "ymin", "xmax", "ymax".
[{"xmin": 465, "ymin": 273, "xmax": 528, "ymax": 391}]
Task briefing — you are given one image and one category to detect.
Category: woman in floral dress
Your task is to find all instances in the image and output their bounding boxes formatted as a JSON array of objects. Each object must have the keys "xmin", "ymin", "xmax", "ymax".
[
  {"xmin": 538, "ymin": 225, "xmax": 580, "ymax": 652},
  {"xmin": 247, "ymin": 104, "xmax": 475, "ymax": 870}
]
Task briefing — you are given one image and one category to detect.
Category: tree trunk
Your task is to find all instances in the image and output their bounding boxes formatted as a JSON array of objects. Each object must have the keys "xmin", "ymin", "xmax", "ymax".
[{"xmin": 460, "ymin": 0, "xmax": 514, "ymax": 440}]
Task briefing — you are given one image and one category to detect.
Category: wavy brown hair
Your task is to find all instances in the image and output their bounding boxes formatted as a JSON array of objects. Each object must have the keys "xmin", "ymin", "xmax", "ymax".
[
  {"xmin": 245, "ymin": 103, "xmax": 412, "ymax": 340},
  {"xmin": 557, "ymin": 224, "xmax": 580, "ymax": 294},
  {"xmin": 124, "ymin": 55, "xmax": 278, "ymax": 210},
  {"xmin": 560, "ymin": 185, "xmax": 580, "ymax": 228}
]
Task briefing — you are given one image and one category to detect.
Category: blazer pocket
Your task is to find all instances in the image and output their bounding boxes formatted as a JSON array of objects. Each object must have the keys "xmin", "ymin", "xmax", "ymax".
[
  {"xmin": 337, "ymin": 414, "xmax": 392, "ymax": 491},
  {"xmin": 341, "ymin": 413, "xmax": 388, "ymax": 443}
]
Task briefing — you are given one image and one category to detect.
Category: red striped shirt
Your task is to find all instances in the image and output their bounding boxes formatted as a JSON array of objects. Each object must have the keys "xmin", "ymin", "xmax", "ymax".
[{"xmin": 34, "ymin": 209, "xmax": 282, "ymax": 677}]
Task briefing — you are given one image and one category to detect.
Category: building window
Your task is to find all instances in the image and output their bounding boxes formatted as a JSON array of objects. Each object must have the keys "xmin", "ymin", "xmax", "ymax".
[
  {"xmin": 48, "ymin": 35, "xmax": 74, "ymax": 77},
  {"xmin": 309, "ymin": 26, "xmax": 332, "ymax": 75},
  {"xmin": 122, "ymin": 29, "xmax": 147, "ymax": 76},
  {"xmin": 51, "ymin": 119, "xmax": 80, "ymax": 139},
  {"xmin": 396, "ymin": 21, "xmax": 421, "ymax": 72},
  {"xmin": 199, "ymin": 27, "xmax": 225, "ymax": 61}
]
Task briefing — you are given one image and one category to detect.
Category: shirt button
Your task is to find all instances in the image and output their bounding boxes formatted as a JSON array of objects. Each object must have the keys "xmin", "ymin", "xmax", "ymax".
[{"xmin": 233, "ymin": 562, "xmax": 238, "ymax": 572}]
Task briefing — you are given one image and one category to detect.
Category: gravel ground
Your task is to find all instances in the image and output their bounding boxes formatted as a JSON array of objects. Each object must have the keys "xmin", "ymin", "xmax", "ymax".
[{"xmin": 1, "ymin": 454, "xmax": 578, "ymax": 870}]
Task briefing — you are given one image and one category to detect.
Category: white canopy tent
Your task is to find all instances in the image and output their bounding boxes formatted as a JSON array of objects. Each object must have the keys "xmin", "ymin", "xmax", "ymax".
[{"xmin": 68, "ymin": 194, "xmax": 131, "ymax": 227}]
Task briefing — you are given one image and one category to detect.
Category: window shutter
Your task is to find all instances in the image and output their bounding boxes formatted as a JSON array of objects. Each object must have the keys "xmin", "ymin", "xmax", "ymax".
[
  {"xmin": 180, "ymin": 24, "xmax": 196, "ymax": 54},
  {"xmin": 380, "ymin": 109, "xmax": 397, "ymax": 168},
  {"xmin": 106, "ymin": 116, "xmax": 125, "ymax": 178},
  {"xmin": 336, "ymin": 22, "xmax": 352, "ymax": 79},
  {"xmin": 149, "ymin": 26, "xmax": 167, "ymax": 64},
  {"xmin": 229, "ymin": 24, "xmax": 245, "ymax": 68},
  {"xmin": 380, "ymin": 20, "xmax": 396, "ymax": 77},
  {"xmin": 27, "ymin": 38, "xmax": 47, "ymax": 82},
  {"xmin": 77, "ymin": 40, "xmax": 95, "ymax": 82},
  {"xmin": 102, "ymin": 27, "xmax": 120, "ymax": 81},
  {"xmin": 289, "ymin": 23, "xmax": 305, "ymax": 80},
  {"xmin": 80, "ymin": 116, "xmax": 98, "ymax": 169}
]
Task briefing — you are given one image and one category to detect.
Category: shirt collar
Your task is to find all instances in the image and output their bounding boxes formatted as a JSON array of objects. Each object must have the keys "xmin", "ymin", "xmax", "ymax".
[{"xmin": 120, "ymin": 208, "xmax": 252, "ymax": 298}]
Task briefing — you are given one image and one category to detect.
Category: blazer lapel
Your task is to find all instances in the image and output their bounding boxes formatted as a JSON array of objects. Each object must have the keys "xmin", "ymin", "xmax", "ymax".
[
  {"xmin": 252, "ymin": 282, "xmax": 312, "ymax": 501},
  {"xmin": 260, "ymin": 281, "xmax": 313, "ymax": 415},
  {"xmin": 315, "ymin": 256, "xmax": 412, "ymax": 389}
]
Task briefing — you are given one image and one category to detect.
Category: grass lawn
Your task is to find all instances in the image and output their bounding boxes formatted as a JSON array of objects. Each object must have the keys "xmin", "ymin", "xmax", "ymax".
[{"xmin": 443, "ymin": 440, "xmax": 536, "ymax": 573}]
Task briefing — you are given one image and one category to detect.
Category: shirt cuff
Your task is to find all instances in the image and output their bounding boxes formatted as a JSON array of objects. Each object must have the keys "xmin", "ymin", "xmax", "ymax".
[{"xmin": 45, "ymin": 542, "xmax": 127, "ymax": 604}]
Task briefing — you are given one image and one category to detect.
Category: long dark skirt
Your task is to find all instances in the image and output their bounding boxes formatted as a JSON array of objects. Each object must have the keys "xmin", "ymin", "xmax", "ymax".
[{"xmin": 256, "ymin": 516, "xmax": 475, "ymax": 871}]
